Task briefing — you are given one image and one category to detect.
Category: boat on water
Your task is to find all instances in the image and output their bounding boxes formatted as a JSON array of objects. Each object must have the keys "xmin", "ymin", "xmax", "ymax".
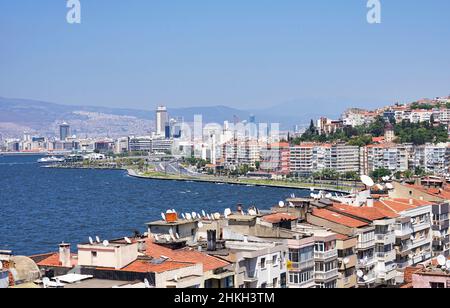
[{"xmin": 37, "ymin": 156, "xmax": 65, "ymax": 164}]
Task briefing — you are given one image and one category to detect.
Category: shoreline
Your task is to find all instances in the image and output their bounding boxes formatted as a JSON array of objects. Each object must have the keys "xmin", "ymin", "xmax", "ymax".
[{"xmin": 126, "ymin": 169, "xmax": 354, "ymax": 194}]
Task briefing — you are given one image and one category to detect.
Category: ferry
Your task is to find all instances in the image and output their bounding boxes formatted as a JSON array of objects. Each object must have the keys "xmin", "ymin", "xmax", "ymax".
[{"xmin": 37, "ymin": 156, "xmax": 65, "ymax": 164}]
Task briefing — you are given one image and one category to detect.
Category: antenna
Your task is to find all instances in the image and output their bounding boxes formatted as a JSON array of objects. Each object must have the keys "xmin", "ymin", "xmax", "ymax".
[
  {"xmin": 278, "ymin": 201, "xmax": 285, "ymax": 208},
  {"xmin": 89, "ymin": 237, "xmax": 94, "ymax": 245},
  {"xmin": 103, "ymin": 240, "xmax": 109, "ymax": 247},
  {"xmin": 169, "ymin": 228, "xmax": 176, "ymax": 241},
  {"xmin": 437, "ymin": 255, "xmax": 446, "ymax": 266},
  {"xmin": 361, "ymin": 175, "xmax": 375, "ymax": 188},
  {"xmin": 95, "ymin": 236, "xmax": 100, "ymax": 243},
  {"xmin": 124, "ymin": 237, "xmax": 132, "ymax": 244}
]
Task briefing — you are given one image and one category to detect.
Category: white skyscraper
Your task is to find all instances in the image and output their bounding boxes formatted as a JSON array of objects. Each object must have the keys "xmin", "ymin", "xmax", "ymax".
[{"xmin": 155, "ymin": 106, "xmax": 168, "ymax": 137}]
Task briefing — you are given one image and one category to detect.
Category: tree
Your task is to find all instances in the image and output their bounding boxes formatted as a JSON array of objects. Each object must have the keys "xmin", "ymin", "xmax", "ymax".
[{"xmin": 371, "ymin": 168, "xmax": 391, "ymax": 181}]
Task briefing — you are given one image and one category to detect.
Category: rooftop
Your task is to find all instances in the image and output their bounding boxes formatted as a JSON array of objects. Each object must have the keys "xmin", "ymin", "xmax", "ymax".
[
  {"xmin": 262, "ymin": 213, "xmax": 298, "ymax": 224},
  {"xmin": 311, "ymin": 208, "xmax": 369, "ymax": 228}
]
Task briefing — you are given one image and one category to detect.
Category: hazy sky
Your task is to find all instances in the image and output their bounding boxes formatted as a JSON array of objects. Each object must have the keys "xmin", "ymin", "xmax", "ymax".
[{"xmin": 0, "ymin": 0, "xmax": 449, "ymax": 110}]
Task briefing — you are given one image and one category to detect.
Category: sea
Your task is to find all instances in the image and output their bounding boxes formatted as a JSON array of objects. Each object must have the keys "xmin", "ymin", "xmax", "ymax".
[{"xmin": 0, "ymin": 155, "xmax": 308, "ymax": 255}]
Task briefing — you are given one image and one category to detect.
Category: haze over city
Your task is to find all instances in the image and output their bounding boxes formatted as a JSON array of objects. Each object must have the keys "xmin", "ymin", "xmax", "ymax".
[{"xmin": 1, "ymin": 0, "xmax": 450, "ymax": 113}]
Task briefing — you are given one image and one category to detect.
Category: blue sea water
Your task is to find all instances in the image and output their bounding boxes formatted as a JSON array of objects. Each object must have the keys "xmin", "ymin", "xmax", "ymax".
[{"xmin": 0, "ymin": 155, "xmax": 308, "ymax": 256}]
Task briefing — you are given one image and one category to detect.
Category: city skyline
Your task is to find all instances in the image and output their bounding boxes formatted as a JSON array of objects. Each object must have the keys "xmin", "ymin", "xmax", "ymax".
[{"xmin": 1, "ymin": 0, "xmax": 450, "ymax": 113}]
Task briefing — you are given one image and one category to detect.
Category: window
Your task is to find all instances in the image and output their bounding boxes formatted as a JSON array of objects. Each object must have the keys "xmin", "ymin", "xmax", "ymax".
[
  {"xmin": 273, "ymin": 278, "xmax": 278, "ymax": 288},
  {"xmin": 272, "ymin": 255, "xmax": 278, "ymax": 266},
  {"xmin": 260, "ymin": 258, "xmax": 266, "ymax": 269},
  {"xmin": 91, "ymin": 251, "xmax": 97, "ymax": 258},
  {"xmin": 430, "ymin": 282, "xmax": 445, "ymax": 288}
]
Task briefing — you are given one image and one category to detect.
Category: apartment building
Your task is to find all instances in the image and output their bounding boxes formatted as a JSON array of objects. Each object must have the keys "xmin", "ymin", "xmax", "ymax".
[
  {"xmin": 373, "ymin": 198, "xmax": 433, "ymax": 273},
  {"xmin": 290, "ymin": 144, "xmax": 314, "ymax": 176},
  {"xmin": 389, "ymin": 180, "xmax": 450, "ymax": 257},
  {"xmin": 260, "ymin": 142, "xmax": 290, "ymax": 175},
  {"xmin": 362, "ymin": 144, "xmax": 408, "ymax": 175},
  {"xmin": 335, "ymin": 234, "xmax": 358, "ymax": 288},
  {"xmin": 312, "ymin": 230, "xmax": 339, "ymax": 288},
  {"xmin": 413, "ymin": 144, "xmax": 450, "ymax": 176},
  {"xmin": 286, "ymin": 236, "xmax": 316, "ymax": 288},
  {"xmin": 330, "ymin": 144, "xmax": 360, "ymax": 174}
]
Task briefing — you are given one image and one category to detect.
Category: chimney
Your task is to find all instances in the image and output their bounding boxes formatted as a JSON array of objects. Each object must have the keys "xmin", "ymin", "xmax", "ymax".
[
  {"xmin": 409, "ymin": 199, "xmax": 414, "ymax": 205},
  {"xmin": 137, "ymin": 239, "xmax": 147, "ymax": 253},
  {"xmin": 207, "ymin": 230, "xmax": 217, "ymax": 251},
  {"xmin": 366, "ymin": 197, "xmax": 374, "ymax": 208},
  {"xmin": 59, "ymin": 243, "xmax": 71, "ymax": 268}
]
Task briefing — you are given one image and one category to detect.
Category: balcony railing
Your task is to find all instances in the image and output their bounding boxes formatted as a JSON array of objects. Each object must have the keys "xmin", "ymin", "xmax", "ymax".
[
  {"xmin": 376, "ymin": 250, "xmax": 396, "ymax": 262},
  {"xmin": 412, "ymin": 220, "xmax": 431, "ymax": 232},
  {"xmin": 356, "ymin": 240, "xmax": 375, "ymax": 250},
  {"xmin": 289, "ymin": 260, "xmax": 315, "ymax": 271},
  {"xmin": 358, "ymin": 257, "xmax": 376, "ymax": 268},
  {"xmin": 315, "ymin": 269, "xmax": 339, "ymax": 281},
  {"xmin": 314, "ymin": 249, "xmax": 338, "ymax": 260},
  {"xmin": 375, "ymin": 233, "xmax": 396, "ymax": 244}
]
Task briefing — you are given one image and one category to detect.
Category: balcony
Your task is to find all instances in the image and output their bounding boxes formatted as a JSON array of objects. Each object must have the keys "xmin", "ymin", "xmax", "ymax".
[
  {"xmin": 314, "ymin": 249, "xmax": 338, "ymax": 261},
  {"xmin": 394, "ymin": 228, "xmax": 413, "ymax": 238},
  {"xmin": 357, "ymin": 272, "xmax": 376, "ymax": 285},
  {"xmin": 244, "ymin": 270, "xmax": 258, "ymax": 282},
  {"xmin": 357, "ymin": 257, "xmax": 376, "ymax": 268},
  {"xmin": 315, "ymin": 269, "xmax": 339, "ymax": 282},
  {"xmin": 337, "ymin": 275, "xmax": 357, "ymax": 289},
  {"xmin": 410, "ymin": 237, "xmax": 431, "ymax": 250},
  {"xmin": 356, "ymin": 240, "xmax": 375, "ymax": 250},
  {"xmin": 338, "ymin": 255, "xmax": 357, "ymax": 270},
  {"xmin": 412, "ymin": 251, "xmax": 432, "ymax": 265},
  {"xmin": 288, "ymin": 260, "xmax": 315, "ymax": 272},
  {"xmin": 412, "ymin": 220, "xmax": 431, "ymax": 232},
  {"xmin": 375, "ymin": 233, "xmax": 396, "ymax": 244},
  {"xmin": 376, "ymin": 250, "xmax": 396, "ymax": 263}
]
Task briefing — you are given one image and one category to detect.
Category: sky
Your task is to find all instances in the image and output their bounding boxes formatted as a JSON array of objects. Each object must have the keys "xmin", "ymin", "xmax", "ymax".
[{"xmin": 0, "ymin": 0, "xmax": 450, "ymax": 111}]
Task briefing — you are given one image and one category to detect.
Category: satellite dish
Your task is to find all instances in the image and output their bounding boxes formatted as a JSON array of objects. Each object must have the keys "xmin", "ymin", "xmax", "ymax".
[
  {"xmin": 207, "ymin": 214, "xmax": 211, "ymax": 220},
  {"xmin": 174, "ymin": 275, "xmax": 178, "ymax": 282},
  {"xmin": 202, "ymin": 210, "xmax": 206, "ymax": 217},
  {"xmin": 172, "ymin": 209, "xmax": 176, "ymax": 214},
  {"xmin": 198, "ymin": 222, "xmax": 204, "ymax": 228},
  {"xmin": 89, "ymin": 237, "xmax": 94, "ymax": 245},
  {"xmin": 385, "ymin": 183, "xmax": 394, "ymax": 190},
  {"xmin": 166, "ymin": 210, "xmax": 173, "ymax": 214},
  {"xmin": 181, "ymin": 213, "xmax": 186, "ymax": 220},
  {"xmin": 446, "ymin": 260, "xmax": 450, "ymax": 268},
  {"xmin": 363, "ymin": 275, "xmax": 369, "ymax": 282},
  {"xmin": 248, "ymin": 209, "xmax": 257, "ymax": 216},
  {"xmin": 224, "ymin": 208, "xmax": 232, "ymax": 218},
  {"xmin": 144, "ymin": 278, "xmax": 151, "ymax": 288},
  {"xmin": 382, "ymin": 176, "xmax": 390, "ymax": 182},
  {"xmin": 310, "ymin": 188, "xmax": 315, "ymax": 192},
  {"xmin": 124, "ymin": 237, "xmax": 132, "ymax": 244},
  {"xmin": 357, "ymin": 270, "xmax": 364, "ymax": 278},
  {"xmin": 279, "ymin": 201, "xmax": 285, "ymax": 208},
  {"xmin": 343, "ymin": 258, "xmax": 350, "ymax": 265},
  {"xmin": 192, "ymin": 212, "xmax": 197, "ymax": 219},
  {"xmin": 214, "ymin": 213, "xmax": 221, "ymax": 220},
  {"xmin": 176, "ymin": 233, "xmax": 180, "ymax": 239},
  {"xmin": 95, "ymin": 236, "xmax": 100, "ymax": 243},
  {"xmin": 376, "ymin": 184, "xmax": 384, "ymax": 190},
  {"xmin": 154, "ymin": 234, "xmax": 159, "ymax": 241},
  {"xmin": 103, "ymin": 240, "xmax": 109, "ymax": 247},
  {"xmin": 186, "ymin": 213, "xmax": 192, "ymax": 220},
  {"xmin": 289, "ymin": 202, "xmax": 295, "ymax": 208},
  {"xmin": 0, "ymin": 262, "xmax": 3, "ymax": 270},
  {"xmin": 437, "ymin": 255, "xmax": 446, "ymax": 266},
  {"xmin": 310, "ymin": 193, "xmax": 316, "ymax": 198},
  {"xmin": 325, "ymin": 193, "xmax": 332, "ymax": 199},
  {"xmin": 161, "ymin": 213, "xmax": 166, "ymax": 221},
  {"xmin": 361, "ymin": 175, "xmax": 375, "ymax": 188},
  {"xmin": 42, "ymin": 277, "xmax": 50, "ymax": 288}
]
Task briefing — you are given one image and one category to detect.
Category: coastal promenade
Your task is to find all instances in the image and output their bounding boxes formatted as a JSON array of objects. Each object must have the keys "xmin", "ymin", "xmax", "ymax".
[{"xmin": 127, "ymin": 169, "xmax": 356, "ymax": 194}]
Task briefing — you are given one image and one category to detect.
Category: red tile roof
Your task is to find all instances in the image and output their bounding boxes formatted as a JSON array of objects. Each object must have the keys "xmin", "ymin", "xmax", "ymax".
[
  {"xmin": 331, "ymin": 204, "xmax": 390, "ymax": 222},
  {"xmin": 262, "ymin": 213, "xmax": 298, "ymax": 224},
  {"xmin": 145, "ymin": 239, "xmax": 230, "ymax": 272},
  {"xmin": 121, "ymin": 260, "xmax": 194, "ymax": 273},
  {"xmin": 311, "ymin": 208, "xmax": 369, "ymax": 228},
  {"xmin": 374, "ymin": 198, "xmax": 432, "ymax": 216},
  {"xmin": 36, "ymin": 253, "xmax": 78, "ymax": 267}
]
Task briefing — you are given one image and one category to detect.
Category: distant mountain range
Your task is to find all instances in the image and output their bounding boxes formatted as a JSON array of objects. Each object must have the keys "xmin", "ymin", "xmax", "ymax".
[{"xmin": 0, "ymin": 96, "xmax": 383, "ymax": 138}]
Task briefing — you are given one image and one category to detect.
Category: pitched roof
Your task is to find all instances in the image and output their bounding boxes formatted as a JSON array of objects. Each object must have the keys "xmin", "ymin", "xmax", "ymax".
[
  {"xmin": 262, "ymin": 213, "xmax": 298, "ymax": 224},
  {"xmin": 374, "ymin": 198, "xmax": 432, "ymax": 216},
  {"xmin": 121, "ymin": 260, "xmax": 195, "ymax": 273},
  {"xmin": 311, "ymin": 208, "xmax": 369, "ymax": 228},
  {"xmin": 145, "ymin": 239, "xmax": 230, "ymax": 272},
  {"xmin": 331, "ymin": 204, "xmax": 389, "ymax": 222},
  {"xmin": 36, "ymin": 253, "xmax": 78, "ymax": 268}
]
